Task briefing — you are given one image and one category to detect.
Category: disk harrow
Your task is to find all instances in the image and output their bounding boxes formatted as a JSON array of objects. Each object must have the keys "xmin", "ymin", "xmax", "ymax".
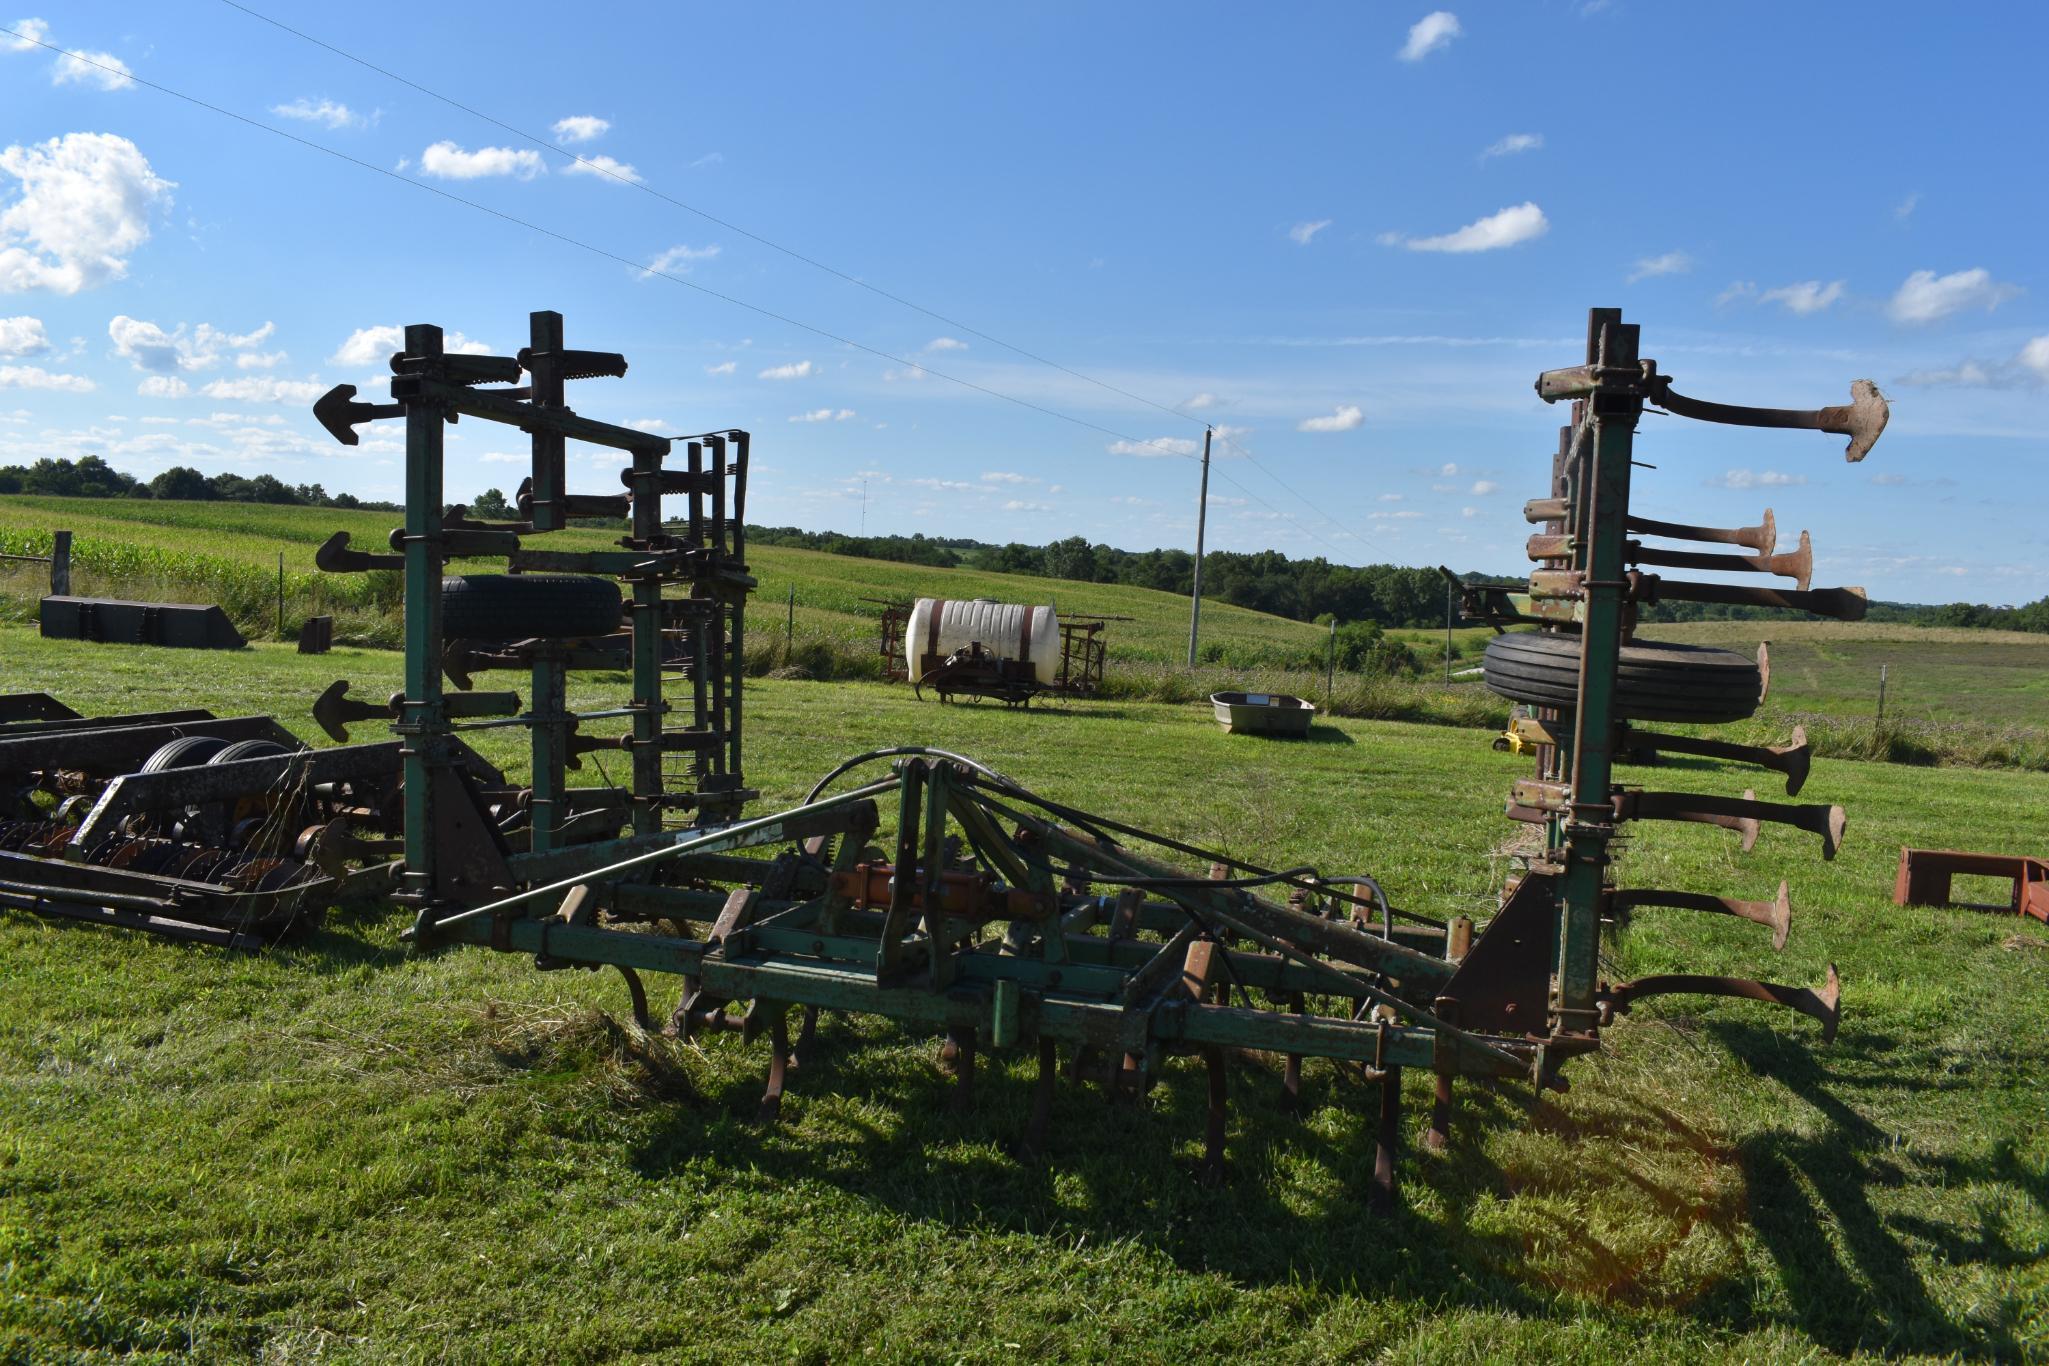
[{"xmin": 0, "ymin": 700, "xmax": 417, "ymax": 947}]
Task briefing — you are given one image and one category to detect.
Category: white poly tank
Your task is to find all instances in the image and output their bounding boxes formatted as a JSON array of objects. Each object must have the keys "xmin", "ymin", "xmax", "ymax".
[{"xmin": 904, "ymin": 597, "xmax": 1062, "ymax": 685}]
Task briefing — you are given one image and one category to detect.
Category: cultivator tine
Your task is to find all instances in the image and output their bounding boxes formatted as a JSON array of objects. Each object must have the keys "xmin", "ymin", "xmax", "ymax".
[
  {"xmin": 314, "ymin": 530, "xmax": 403, "ymax": 573},
  {"xmin": 757, "ymin": 1004, "xmax": 791, "ymax": 1124},
  {"xmin": 1601, "ymin": 963, "xmax": 1841, "ymax": 1042},
  {"xmin": 1280, "ymin": 992, "xmax": 1306, "ymax": 1111},
  {"xmin": 1630, "ymin": 530, "xmax": 1814, "ymax": 591},
  {"xmin": 1617, "ymin": 790, "xmax": 1846, "ymax": 860},
  {"xmin": 1625, "ymin": 508, "xmax": 1777, "ymax": 554},
  {"xmin": 1649, "ymin": 376, "xmax": 1890, "ymax": 462},
  {"xmin": 1601, "ymin": 786, "xmax": 1759, "ymax": 851},
  {"xmin": 946, "ymin": 1026, "xmax": 977, "ymax": 1113},
  {"xmin": 1426, "ymin": 1074, "xmax": 1454, "ymax": 1154},
  {"xmin": 1611, "ymin": 880, "xmax": 1793, "ymax": 951},
  {"xmin": 1636, "ymin": 572, "xmax": 1868, "ymax": 621},
  {"xmin": 1021, "ymin": 1035, "xmax": 1058, "ymax": 1159},
  {"xmin": 1620, "ymin": 723, "xmax": 1811, "ymax": 795},
  {"xmin": 790, "ymin": 1005, "xmax": 820, "ymax": 1072},
  {"xmin": 1201, "ymin": 1045, "xmax": 1229, "ymax": 1186},
  {"xmin": 1372, "ymin": 1056, "xmax": 1402, "ymax": 1216}
]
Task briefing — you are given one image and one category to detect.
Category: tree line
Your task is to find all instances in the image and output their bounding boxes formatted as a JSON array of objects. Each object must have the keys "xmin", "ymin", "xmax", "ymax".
[
  {"xmin": 6, "ymin": 458, "xmax": 2043, "ymax": 633},
  {"xmin": 0, "ymin": 455, "xmax": 397, "ymax": 511}
]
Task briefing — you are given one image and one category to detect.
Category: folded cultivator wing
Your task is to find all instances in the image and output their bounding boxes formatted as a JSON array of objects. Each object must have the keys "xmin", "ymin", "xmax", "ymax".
[{"xmin": 1, "ymin": 305, "xmax": 1888, "ymax": 1210}]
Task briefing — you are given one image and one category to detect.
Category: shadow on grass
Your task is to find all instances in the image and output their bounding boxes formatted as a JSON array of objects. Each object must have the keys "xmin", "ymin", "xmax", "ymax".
[
  {"xmin": 1702, "ymin": 1018, "xmax": 2035, "ymax": 1357},
  {"xmin": 511, "ymin": 989, "xmax": 2037, "ymax": 1353}
]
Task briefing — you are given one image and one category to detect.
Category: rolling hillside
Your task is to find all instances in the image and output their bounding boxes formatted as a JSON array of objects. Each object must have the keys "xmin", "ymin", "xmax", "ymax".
[{"xmin": 0, "ymin": 494, "xmax": 1324, "ymax": 662}]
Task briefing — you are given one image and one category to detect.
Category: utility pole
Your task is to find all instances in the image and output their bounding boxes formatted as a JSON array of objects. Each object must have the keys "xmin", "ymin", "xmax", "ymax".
[
  {"xmin": 1445, "ymin": 578, "xmax": 1455, "ymax": 684},
  {"xmin": 1186, "ymin": 426, "xmax": 1212, "ymax": 669}
]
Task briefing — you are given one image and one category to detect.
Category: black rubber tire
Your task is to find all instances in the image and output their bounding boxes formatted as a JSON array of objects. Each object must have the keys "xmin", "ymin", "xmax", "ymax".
[
  {"xmin": 441, "ymin": 574, "xmax": 622, "ymax": 641},
  {"xmin": 1481, "ymin": 631, "xmax": 1761, "ymax": 723},
  {"xmin": 208, "ymin": 739, "xmax": 292, "ymax": 765},
  {"xmin": 140, "ymin": 735, "xmax": 231, "ymax": 772}
]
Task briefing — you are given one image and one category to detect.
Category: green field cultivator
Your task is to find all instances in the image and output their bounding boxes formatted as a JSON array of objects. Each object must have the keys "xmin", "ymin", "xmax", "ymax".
[{"xmin": 0, "ymin": 305, "xmax": 1889, "ymax": 1208}]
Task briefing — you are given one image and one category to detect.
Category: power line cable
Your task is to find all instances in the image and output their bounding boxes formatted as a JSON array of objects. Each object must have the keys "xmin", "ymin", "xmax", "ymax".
[
  {"xmin": 1, "ymin": 26, "xmax": 1349, "ymax": 560},
  {"xmin": 215, "ymin": 0, "xmax": 1375, "ymax": 557}
]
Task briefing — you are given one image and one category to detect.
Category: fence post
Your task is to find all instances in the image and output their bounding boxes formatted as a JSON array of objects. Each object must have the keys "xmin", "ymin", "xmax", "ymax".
[
  {"xmin": 1876, "ymin": 662, "xmax": 1888, "ymax": 730},
  {"xmin": 277, "ymin": 552, "xmax": 286, "ymax": 640},
  {"xmin": 786, "ymin": 585, "xmax": 795, "ymax": 657},
  {"xmin": 1326, "ymin": 619, "xmax": 1336, "ymax": 707},
  {"xmin": 49, "ymin": 530, "xmax": 70, "ymax": 596}
]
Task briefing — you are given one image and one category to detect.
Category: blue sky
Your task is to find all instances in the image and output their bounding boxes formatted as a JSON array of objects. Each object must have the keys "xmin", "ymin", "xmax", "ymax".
[{"xmin": 1, "ymin": 2, "xmax": 2043, "ymax": 604}]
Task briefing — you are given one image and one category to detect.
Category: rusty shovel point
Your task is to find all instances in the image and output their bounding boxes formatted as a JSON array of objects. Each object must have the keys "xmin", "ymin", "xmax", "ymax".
[{"xmin": 1831, "ymin": 380, "xmax": 1890, "ymax": 463}]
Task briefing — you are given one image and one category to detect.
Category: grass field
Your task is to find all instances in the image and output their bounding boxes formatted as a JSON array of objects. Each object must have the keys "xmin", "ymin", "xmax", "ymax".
[
  {"xmin": 2, "ymin": 624, "xmax": 2046, "ymax": 1360},
  {"xmin": 0, "ymin": 495, "xmax": 1326, "ymax": 665}
]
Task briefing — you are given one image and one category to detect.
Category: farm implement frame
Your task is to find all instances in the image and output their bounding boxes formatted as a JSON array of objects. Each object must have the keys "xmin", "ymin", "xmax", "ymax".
[{"xmin": 1, "ymin": 305, "xmax": 1889, "ymax": 1209}]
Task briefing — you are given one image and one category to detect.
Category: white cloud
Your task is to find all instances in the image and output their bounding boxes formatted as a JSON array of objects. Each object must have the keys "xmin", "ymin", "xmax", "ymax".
[
  {"xmin": 882, "ymin": 366, "xmax": 929, "ymax": 382},
  {"xmin": 4, "ymin": 18, "xmax": 49, "ymax": 51},
  {"xmin": 982, "ymin": 471, "xmax": 1037, "ymax": 485},
  {"xmin": 1184, "ymin": 391, "xmax": 1220, "ymax": 410},
  {"xmin": 2019, "ymin": 337, "xmax": 2049, "ymax": 382},
  {"xmin": 787, "ymin": 407, "xmax": 856, "ymax": 422},
  {"xmin": 644, "ymin": 243, "xmax": 719, "ymax": 276},
  {"xmin": 704, "ymin": 360, "xmax": 737, "ymax": 376},
  {"xmin": 551, "ymin": 115, "xmax": 610, "ymax": 144},
  {"xmin": 1897, "ymin": 334, "xmax": 2049, "ymax": 389},
  {"xmin": 1888, "ymin": 267, "xmax": 2022, "ymax": 324},
  {"xmin": 1482, "ymin": 133, "xmax": 1541, "ymax": 159},
  {"xmin": 1298, "ymin": 404, "xmax": 1364, "ymax": 433},
  {"xmin": 479, "ymin": 451, "xmax": 525, "ymax": 464},
  {"xmin": 1894, "ymin": 192, "xmax": 1920, "ymax": 222},
  {"xmin": 1378, "ymin": 493, "xmax": 1404, "ymax": 502},
  {"xmin": 1399, "ymin": 11, "xmax": 1461, "ymax": 61},
  {"xmin": 1108, "ymin": 436, "xmax": 1200, "ymax": 457},
  {"xmin": 1210, "ymin": 423, "xmax": 1254, "ymax": 441},
  {"xmin": 1004, "ymin": 499, "xmax": 1053, "ymax": 512},
  {"xmin": 563, "ymin": 154, "xmax": 641, "ymax": 184},
  {"xmin": 689, "ymin": 151, "xmax": 722, "ymax": 169},
  {"xmin": 0, "ymin": 314, "xmax": 47, "ymax": 356},
  {"xmin": 1760, "ymin": 280, "xmax": 1845, "ymax": 315},
  {"xmin": 925, "ymin": 336, "xmax": 968, "ymax": 351},
  {"xmin": 1439, "ymin": 462, "xmax": 1460, "ymax": 477},
  {"xmin": 418, "ymin": 141, "xmax": 544, "ymax": 180},
  {"xmin": 1383, "ymin": 202, "xmax": 1546, "ymax": 254},
  {"xmin": 1715, "ymin": 281, "xmax": 1757, "ymax": 307},
  {"xmin": 236, "ymin": 350, "xmax": 285, "ymax": 369},
  {"xmin": 272, "ymin": 98, "xmax": 367, "ymax": 130},
  {"xmin": 1470, "ymin": 479, "xmax": 1499, "ymax": 494},
  {"xmin": 757, "ymin": 361, "xmax": 814, "ymax": 380},
  {"xmin": 198, "ymin": 376, "xmax": 329, "ymax": 404},
  {"xmin": 1627, "ymin": 250, "xmax": 1692, "ymax": 283},
  {"xmin": 0, "ymin": 362, "xmax": 92, "ymax": 391},
  {"xmin": 109, "ymin": 315, "xmax": 275, "ymax": 373},
  {"xmin": 136, "ymin": 374, "xmax": 187, "ymax": 397},
  {"xmin": 329, "ymin": 324, "xmax": 490, "ymax": 366},
  {"xmin": 1288, "ymin": 219, "xmax": 1332, "ymax": 245},
  {"xmin": 907, "ymin": 477, "xmax": 975, "ymax": 493},
  {"xmin": 52, "ymin": 49, "xmax": 132, "ymax": 91},
  {"xmin": 1461, "ymin": 506, "xmax": 1478, "ymax": 518},
  {"xmin": 1712, "ymin": 469, "xmax": 1808, "ymax": 490},
  {"xmin": 0, "ymin": 132, "xmax": 174, "ymax": 294}
]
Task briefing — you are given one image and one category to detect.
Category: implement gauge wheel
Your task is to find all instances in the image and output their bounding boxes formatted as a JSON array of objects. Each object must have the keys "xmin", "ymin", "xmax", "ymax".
[
  {"xmin": 1481, "ymin": 630, "xmax": 1762, "ymax": 724},
  {"xmin": 442, "ymin": 574, "xmax": 623, "ymax": 641}
]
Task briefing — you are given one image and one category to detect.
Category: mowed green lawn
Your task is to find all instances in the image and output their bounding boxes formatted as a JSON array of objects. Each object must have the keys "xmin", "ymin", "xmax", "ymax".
[
  {"xmin": 2, "ymin": 625, "xmax": 2045, "ymax": 1361},
  {"xmin": 0, "ymin": 494, "xmax": 1323, "ymax": 663}
]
